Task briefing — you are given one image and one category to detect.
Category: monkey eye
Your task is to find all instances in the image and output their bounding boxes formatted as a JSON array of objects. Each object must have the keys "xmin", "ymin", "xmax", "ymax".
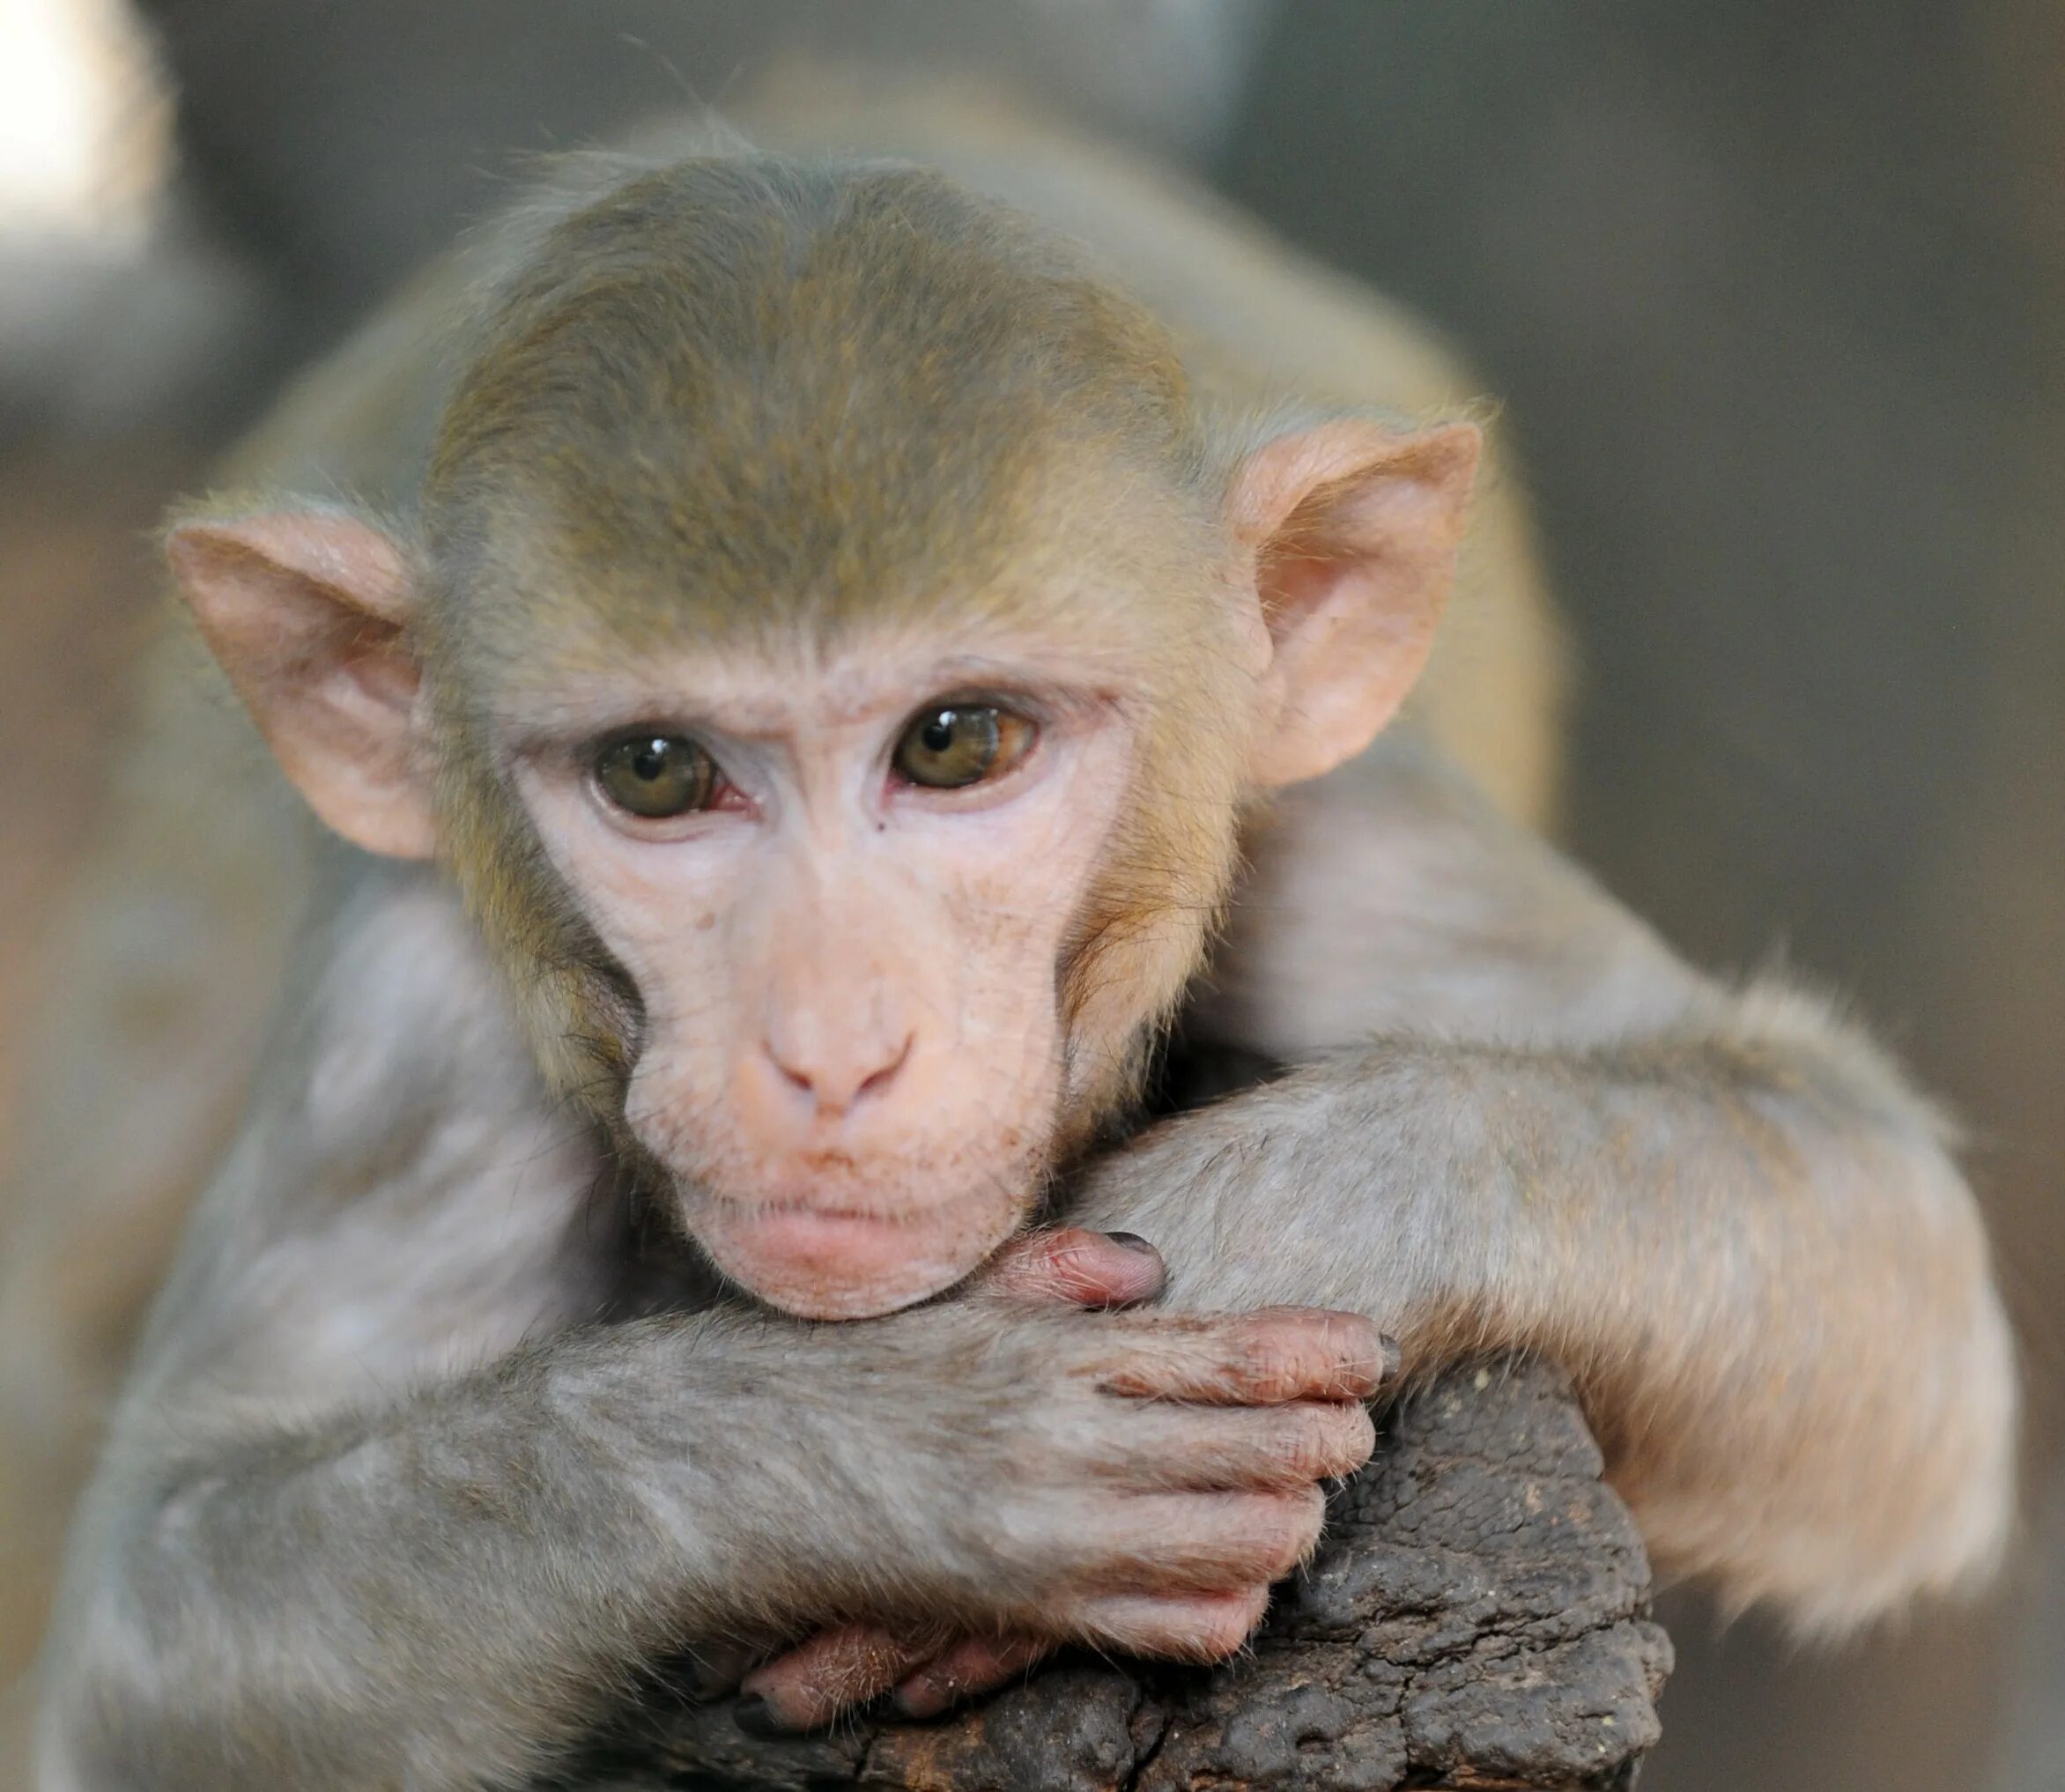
[
  {"xmin": 593, "ymin": 732, "xmax": 722, "ymax": 818},
  {"xmin": 892, "ymin": 703, "xmax": 1036, "ymax": 790}
]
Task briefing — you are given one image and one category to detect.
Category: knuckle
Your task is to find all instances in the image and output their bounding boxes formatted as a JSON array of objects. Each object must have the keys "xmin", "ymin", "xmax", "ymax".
[
  {"xmin": 1344, "ymin": 1401, "xmax": 1379, "ymax": 1457},
  {"xmin": 1196, "ymin": 1589, "xmax": 1269, "ymax": 1659},
  {"xmin": 987, "ymin": 1491, "xmax": 1092, "ymax": 1588},
  {"xmin": 1262, "ymin": 1490, "xmax": 1327, "ymax": 1576},
  {"xmin": 1216, "ymin": 1322, "xmax": 1299, "ymax": 1401},
  {"xmin": 1292, "ymin": 1485, "xmax": 1329, "ymax": 1551},
  {"xmin": 1278, "ymin": 1412, "xmax": 1338, "ymax": 1480},
  {"xmin": 1085, "ymin": 1334, "xmax": 1160, "ymax": 1393},
  {"xmin": 1238, "ymin": 1347, "xmax": 1303, "ymax": 1404},
  {"xmin": 1299, "ymin": 1403, "xmax": 1377, "ymax": 1478}
]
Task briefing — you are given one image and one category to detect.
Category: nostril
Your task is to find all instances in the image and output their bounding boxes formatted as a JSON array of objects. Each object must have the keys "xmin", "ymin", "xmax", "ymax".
[
  {"xmin": 855, "ymin": 1033, "xmax": 914, "ymax": 1104},
  {"xmin": 759, "ymin": 1037, "xmax": 820, "ymax": 1105},
  {"xmin": 761, "ymin": 1033, "xmax": 914, "ymax": 1114}
]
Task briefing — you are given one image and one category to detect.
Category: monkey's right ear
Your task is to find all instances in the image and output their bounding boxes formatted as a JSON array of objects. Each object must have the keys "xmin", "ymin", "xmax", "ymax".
[{"xmin": 167, "ymin": 509, "xmax": 438, "ymax": 860}]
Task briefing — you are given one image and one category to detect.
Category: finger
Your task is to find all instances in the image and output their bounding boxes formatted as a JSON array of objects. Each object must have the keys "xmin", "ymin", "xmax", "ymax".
[
  {"xmin": 736, "ymin": 1622, "xmax": 944, "ymax": 1735},
  {"xmin": 1072, "ymin": 1487, "xmax": 1327, "ymax": 1594},
  {"xmin": 892, "ymin": 1633, "xmax": 1053, "ymax": 1720},
  {"xmin": 1101, "ymin": 1308, "xmax": 1395, "ymax": 1404},
  {"xmin": 981, "ymin": 1227, "xmax": 1166, "ymax": 1309},
  {"xmin": 1098, "ymin": 1398, "xmax": 1377, "ymax": 1492},
  {"xmin": 1075, "ymin": 1585, "xmax": 1272, "ymax": 1663}
]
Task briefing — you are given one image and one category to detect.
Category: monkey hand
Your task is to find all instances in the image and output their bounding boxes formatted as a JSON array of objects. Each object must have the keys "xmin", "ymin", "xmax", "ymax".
[{"xmin": 730, "ymin": 1228, "xmax": 1388, "ymax": 1736}]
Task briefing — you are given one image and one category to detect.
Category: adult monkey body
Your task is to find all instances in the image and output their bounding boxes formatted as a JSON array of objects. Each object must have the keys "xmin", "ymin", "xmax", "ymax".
[{"xmin": 19, "ymin": 87, "xmax": 2012, "ymax": 1788}]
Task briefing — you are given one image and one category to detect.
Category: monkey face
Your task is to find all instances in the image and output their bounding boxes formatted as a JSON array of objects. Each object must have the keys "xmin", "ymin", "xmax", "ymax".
[
  {"xmin": 164, "ymin": 152, "xmax": 1478, "ymax": 1323},
  {"xmin": 506, "ymin": 631, "xmax": 1150, "ymax": 1317}
]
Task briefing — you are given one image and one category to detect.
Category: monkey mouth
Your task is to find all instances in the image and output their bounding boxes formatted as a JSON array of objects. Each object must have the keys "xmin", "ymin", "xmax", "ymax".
[{"xmin": 684, "ymin": 1184, "xmax": 1026, "ymax": 1320}]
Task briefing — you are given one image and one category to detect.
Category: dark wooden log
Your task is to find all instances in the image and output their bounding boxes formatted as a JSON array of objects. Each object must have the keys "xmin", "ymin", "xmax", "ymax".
[{"xmin": 557, "ymin": 1358, "xmax": 1672, "ymax": 1792}]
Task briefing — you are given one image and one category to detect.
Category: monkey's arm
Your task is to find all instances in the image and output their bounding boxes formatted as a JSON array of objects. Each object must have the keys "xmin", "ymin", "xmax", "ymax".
[
  {"xmin": 48, "ymin": 1308, "xmax": 1372, "ymax": 1792},
  {"xmin": 38, "ymin": 871, "xmax": 1374, "ymax": 1792},
  {"xmin": 1075, "ymin": 732, "xmax": 2017, "ymax": 1631}
]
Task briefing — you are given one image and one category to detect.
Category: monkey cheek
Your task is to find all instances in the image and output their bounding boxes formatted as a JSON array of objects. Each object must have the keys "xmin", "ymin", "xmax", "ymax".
[{"xmin": 691, "ymin": 1190, "xmax": 1028, "ymax": 1320}]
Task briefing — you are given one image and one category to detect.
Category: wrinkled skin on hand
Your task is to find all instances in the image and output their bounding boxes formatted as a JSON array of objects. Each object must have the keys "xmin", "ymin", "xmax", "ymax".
[{"xmin": 733, "ymin": 1229, "xmax": 1388, "ymax": 1733}]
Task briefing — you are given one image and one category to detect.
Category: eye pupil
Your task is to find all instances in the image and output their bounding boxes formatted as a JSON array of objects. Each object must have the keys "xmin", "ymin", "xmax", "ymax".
[{"xmin": 920, "ymin": 715, "xmax": 956, "ymax": 753}]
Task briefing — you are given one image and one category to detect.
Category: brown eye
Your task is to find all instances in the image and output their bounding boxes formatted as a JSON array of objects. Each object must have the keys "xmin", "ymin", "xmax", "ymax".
[
  {"xmin": 594, "ymin": 733, "xmax": 719, "ymax": 818},
  {"xmin": 892, "ymin": 704, "xmax": 1035, "ymax": 789}
]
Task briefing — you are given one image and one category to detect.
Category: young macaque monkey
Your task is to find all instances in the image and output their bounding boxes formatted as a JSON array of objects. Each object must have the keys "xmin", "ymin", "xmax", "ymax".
[{"xmin": 25, "ymin": 92, "xmax": 2013, "ymax": 1790}]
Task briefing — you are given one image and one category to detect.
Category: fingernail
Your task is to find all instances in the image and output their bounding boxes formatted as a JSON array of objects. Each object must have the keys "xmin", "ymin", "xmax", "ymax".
[
  {"xmin": 1378, "ymin": 1334, "xmax": 1403, "ymax": 1383},
  {"xmin": 732, "ymin": 1692, "xmax": 797, "ymax": 1737},
  {"xmin": 1104, "ymin": 1231, "xmax": 1156, "ymax": 1254}
]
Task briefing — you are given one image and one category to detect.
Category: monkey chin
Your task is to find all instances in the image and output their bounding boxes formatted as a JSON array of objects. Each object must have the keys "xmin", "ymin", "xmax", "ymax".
[{"xmin": 688, "ymin": 1188, "xmax": 1028, "ymax": 1320}]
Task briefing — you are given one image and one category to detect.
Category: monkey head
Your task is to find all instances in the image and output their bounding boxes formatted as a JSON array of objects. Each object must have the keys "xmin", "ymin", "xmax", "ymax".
[{"xmin": 166, "ymin": 156, "xmax": 1477, "ymax": 1318}]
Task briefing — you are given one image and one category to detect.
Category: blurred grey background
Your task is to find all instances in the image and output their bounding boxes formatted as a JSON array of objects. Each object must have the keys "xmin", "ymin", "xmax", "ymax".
[{"xmin": 1, "ymin": 3, "xmax": 2060, "ymax": 1786}]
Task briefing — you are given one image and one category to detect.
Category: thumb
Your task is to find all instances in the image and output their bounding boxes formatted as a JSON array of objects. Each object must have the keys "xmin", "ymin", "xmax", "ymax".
[{"xmin": 978, "ymin": 1227, "xmax": 1166, "ymax": 1309}]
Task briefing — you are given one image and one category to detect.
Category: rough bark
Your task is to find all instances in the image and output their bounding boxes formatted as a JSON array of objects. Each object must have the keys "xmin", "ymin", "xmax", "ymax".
[{"xmin": 558, "ymin": 1357, "xmax": 1672, "ymax": 1792}]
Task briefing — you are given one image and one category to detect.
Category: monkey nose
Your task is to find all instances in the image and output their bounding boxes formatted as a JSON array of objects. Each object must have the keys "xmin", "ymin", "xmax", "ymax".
[{"xmin": 761, "ymin": 1031, "xmax": 914, "ymax": 1118}]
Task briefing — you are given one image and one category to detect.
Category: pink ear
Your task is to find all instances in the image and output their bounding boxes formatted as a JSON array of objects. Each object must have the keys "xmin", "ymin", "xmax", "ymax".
[
  {"xmin": 167, "ymin": 509, "xmax": 437, "ymax": 859},
  {"xmin": 1232, "ymin": 418, "xmax": 1480, "ymax": 788}
]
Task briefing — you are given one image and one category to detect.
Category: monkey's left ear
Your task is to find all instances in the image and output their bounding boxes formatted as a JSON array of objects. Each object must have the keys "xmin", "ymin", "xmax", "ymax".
[
  {"xmin": 1232, "ymin": 418, "xmax": 1479, "ymax": 788},
  {"xmin": 167, "ymin": 508, "xmax": 438, "ymax": 860}
]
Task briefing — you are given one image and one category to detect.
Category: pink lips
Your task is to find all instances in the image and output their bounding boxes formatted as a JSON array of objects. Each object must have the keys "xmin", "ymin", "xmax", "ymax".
[{"xmin": 693, "ymin": 1191, "xmax": 1020, "ymax": 1319}]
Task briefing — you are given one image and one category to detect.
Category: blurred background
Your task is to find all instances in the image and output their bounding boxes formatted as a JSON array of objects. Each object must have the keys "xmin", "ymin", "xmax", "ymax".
[{"xmin": 1, "ymin": 2, "xmax": 2060, "ymax": 1785}]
